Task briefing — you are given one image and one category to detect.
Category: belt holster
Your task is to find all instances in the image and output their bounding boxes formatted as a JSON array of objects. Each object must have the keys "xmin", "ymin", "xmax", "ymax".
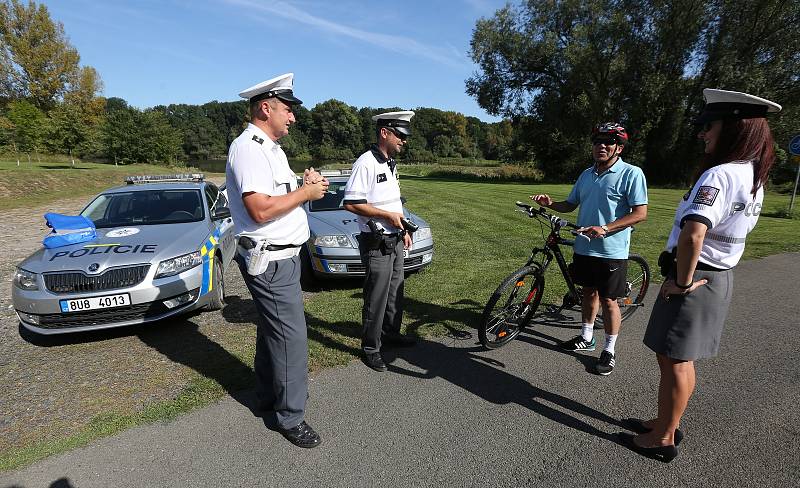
[{"xmin": 658, "ymin": 250, "xmax": 676, "ymax": 277}]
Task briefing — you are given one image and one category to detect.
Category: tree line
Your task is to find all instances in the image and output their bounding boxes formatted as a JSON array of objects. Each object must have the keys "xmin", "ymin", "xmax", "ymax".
[
  {"xmin": 467, "ymin": 0, "xmax": 799, "ymax": 186},
  {"xmin": 2, "ymin": 0, "xmax": 797, "ymax": 187},
  {"xmin": 0, "ymin": 3, "xmax": 513, "ymax": 167}
]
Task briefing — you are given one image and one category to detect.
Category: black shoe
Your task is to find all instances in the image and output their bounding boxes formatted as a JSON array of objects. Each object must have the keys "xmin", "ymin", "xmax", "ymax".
[
  {"xmin": 279, "ymin": 421, "xmax": 322, "ymax": 449},
  {"xmin": 594, "ymin": 350, "xmax": 615, "ymax": 375},
  {"xmin": 621, "ymin": 418, "xmax": 684, "ymax": 446},
  {"xmin": 363, "ymin": 352, "xmax": 387, "ymax": 372},
  {"xmin": 559, "ymin": 335, "xmax": 596, "ymax": 351},
  {"xmin": 383, "ymin": 333, "xmax": 416, "ymax": 347},
  {"xmin": 617, "ymin": 432, "xmax": 678, "ymax": 463}
]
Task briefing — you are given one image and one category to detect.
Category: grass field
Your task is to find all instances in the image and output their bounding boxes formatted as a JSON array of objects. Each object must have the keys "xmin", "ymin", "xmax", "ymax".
[
  {"xmin": 0, "ymin": 159, "xmax": 209, "ymax": 210},
  {"xmin": 2, "ymin": 166, "xmax": 798, "ymax": 471}
]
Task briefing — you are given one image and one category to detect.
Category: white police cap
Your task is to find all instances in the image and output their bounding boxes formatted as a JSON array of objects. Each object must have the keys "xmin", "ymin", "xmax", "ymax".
[
  {"xmin": 694, "ymin": 88, "xmax": 781, "ymax": 124},
  {"xmin": 238, "ymin": 73, "xmax": 303, "ymax": 105},
  {"xmin": 373, "ymin": 111, "xmax": 415, "ymax": 135}
]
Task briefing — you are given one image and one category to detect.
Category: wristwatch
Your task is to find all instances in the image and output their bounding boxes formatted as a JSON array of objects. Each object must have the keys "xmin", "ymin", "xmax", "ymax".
[{"xmin": 600, "ymin": 224, "xmax": 609, "ymax": 233}]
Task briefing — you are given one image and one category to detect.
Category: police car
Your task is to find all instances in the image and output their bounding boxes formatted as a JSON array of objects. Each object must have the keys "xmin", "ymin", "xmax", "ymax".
[
  {"xmin": 300, "ymin": 170, "xmax": 434, "ymax": 280},
  {"xmin": 12, "ymin": 174, "xmax": 236, "ymax": 335}
]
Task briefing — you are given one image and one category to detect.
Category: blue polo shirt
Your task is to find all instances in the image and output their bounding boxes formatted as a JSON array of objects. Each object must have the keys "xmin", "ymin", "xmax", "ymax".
[{"xmin": 566, "ymin": 158, "xmax": 648, "ymax": 259}]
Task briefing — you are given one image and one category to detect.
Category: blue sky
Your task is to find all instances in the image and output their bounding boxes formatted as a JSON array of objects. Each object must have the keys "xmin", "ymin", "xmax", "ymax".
[{"xmin": 39, "ymin": 0, "xmax": 509, "ymax": 122}]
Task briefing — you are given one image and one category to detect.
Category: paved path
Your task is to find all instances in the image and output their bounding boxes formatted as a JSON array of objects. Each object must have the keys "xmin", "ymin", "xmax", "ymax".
[{"xmin": 3, "ymin": 253, "xmax": 799, "ymax": 488}]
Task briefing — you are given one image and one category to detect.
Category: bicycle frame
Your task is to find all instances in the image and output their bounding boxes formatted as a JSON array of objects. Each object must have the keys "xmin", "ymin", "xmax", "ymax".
[{"xmin": 523, "ymin": 211, "xmax": 583, "ymax": 308}]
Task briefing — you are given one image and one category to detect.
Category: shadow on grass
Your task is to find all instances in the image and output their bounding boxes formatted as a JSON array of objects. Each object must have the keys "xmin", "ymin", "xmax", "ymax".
[
  {"xmin": 223, "ymin": 293, "xmax": 362, "ymax": 359},
  {"xmin": 385, "ymin": 338, "xmax": 624, "ymax": 442},
  {"xmin": 136, "ymin": 316, "xmax": 257, "ymax": 413},
  {"xmin": 17, "ymin": 310, "xmax": 260, "ymax": 414}
]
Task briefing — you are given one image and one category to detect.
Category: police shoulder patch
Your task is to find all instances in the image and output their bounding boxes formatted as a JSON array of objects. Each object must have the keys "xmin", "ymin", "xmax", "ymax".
[{"xmin": 692, "ymin": 186, "xmax": 720, "ymax": 206}]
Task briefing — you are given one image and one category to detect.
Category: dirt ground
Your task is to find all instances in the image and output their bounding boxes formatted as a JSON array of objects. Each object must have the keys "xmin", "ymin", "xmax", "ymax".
[{"xmin": 0, "ymin": 179, "xmax": 267, "ymax": 454}]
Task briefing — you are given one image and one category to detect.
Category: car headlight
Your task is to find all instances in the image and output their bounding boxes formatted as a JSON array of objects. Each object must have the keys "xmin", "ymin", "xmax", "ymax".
[
  {"xmin": 13, "ymin": 268, "xmax": 39, "ymax": 290},
  {"xmin": 413, "ymin": 227, "xmax": 432, "ymax": 241},
  {"xmin": 313, "ymin": 235, "xmax": 352, "ymax": 248},
  {"xmin": 155, "ymin": 251, "xmax": 202, "ymax": 278}
]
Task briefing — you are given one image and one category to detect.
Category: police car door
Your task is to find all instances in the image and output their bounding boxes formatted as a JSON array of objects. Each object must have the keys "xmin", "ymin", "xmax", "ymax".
[{"xmin": 205, "ymin": 183, "xmax": 236, "ymax": 267}]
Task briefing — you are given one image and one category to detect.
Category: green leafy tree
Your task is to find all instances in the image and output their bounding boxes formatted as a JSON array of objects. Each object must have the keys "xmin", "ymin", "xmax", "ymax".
[
  {"xmin": 6, "ymin": 98, "xmax": 43, "ymax": 152},
  {"xmin": 0, "ymin": 0, "xmax": 81, "ymax": 109},
  {"xmin": 310, "ymin": 99, "xmax": 362, "ymax": 160},
  {"xmin": 466, "ymin": 0, "xmax": 797, "ymax": 183}
]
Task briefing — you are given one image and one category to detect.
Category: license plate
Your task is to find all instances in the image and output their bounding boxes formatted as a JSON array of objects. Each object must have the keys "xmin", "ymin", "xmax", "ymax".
[
  {"xmin": 403, "ymin": 249, "xmax": 410, "ymax": 258},
  {"xmin": 60, "ymin": 293, "xmax": 131, "ymax": 313}
]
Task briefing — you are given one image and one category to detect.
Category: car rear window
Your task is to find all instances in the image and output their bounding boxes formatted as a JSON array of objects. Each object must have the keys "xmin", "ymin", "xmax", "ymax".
[
  {"xmin": 309, "ymin": 181, "xmax": 347, "ymax": 212},
  {"xmin": 82, "ymin": 189, "xmax": 205, "ymax": 227}
]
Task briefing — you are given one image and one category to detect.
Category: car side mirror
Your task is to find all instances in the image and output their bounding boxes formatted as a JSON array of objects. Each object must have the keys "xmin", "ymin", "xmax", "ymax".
[{"xmin": 212, "ymin": 206, "xmax": 231, "ymax": 220}]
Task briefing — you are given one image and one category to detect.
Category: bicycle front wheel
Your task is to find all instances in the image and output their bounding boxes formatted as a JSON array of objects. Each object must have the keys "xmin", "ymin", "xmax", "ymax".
[{"xmin": 479, "ymin": 265, "xmax": 545, "ymax": 349}]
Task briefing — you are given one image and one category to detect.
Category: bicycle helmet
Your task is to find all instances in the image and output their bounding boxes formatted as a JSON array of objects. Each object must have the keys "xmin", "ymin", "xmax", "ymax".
[{"xmin": 592, "ymin": 122, "xmax": 629, "ymax": 144}]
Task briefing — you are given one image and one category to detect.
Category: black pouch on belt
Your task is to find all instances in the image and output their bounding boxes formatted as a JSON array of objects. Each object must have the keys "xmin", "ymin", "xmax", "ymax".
[
  {"xmin": 657, "ymin": 250, "xmax": 675, "ymax": 277},
  {"xmin": 380, "ymin": 234, "xmax": 399, "ymax": 254}
]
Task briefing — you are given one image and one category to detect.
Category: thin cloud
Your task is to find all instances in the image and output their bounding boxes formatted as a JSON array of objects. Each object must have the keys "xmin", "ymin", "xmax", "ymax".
[{"xmin": 225, "ymin": 0, "xmax": 468, "ymax": 69}]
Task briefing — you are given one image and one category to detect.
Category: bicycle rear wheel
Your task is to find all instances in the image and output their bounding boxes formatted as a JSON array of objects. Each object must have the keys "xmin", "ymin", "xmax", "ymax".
[
  {"xmin": 618, "ymin": 253, "xmax": 650, "ymax": 322},
  {"xmin": 479, "ymin": 265, "xmax": 545, "ymax": 349}
]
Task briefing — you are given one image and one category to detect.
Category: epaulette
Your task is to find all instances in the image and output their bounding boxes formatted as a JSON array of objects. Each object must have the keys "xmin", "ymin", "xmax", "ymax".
[{"xmin": 252, "ymin": 135, "xmax": 264, "ymax": 145}]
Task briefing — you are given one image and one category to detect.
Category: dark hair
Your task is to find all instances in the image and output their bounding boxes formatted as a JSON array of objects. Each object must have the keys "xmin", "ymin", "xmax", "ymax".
[{"xmin": 697, "ymin": 118, "xmax": 776, "ymax": 196}]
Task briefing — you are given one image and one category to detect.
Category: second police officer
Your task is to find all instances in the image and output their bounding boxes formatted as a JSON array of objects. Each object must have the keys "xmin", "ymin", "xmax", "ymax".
[{"xmin": 343, "ymin": 111, "xmax": 418, "ymax": 372}]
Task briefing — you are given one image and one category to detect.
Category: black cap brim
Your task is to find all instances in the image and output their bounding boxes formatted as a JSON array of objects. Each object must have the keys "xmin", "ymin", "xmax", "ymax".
[
  {"xmin": 276, "ymin": 93, "xmax": 303, "ymax": 105},
  {"xmin": 693, "ymin": 102, "xmax": 768, "ymax": 125}
]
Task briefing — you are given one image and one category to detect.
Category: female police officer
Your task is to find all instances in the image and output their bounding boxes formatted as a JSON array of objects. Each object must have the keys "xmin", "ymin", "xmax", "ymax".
[{"xmin": 618, "ymin": 89, "xmax": 781, "ymax": 462}]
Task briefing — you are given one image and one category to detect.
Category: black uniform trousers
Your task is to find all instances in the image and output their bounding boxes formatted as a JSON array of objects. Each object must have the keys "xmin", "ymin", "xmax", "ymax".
[
  {"xmin": 360, "ymin": 237, "xmax": 405, "ymax": 354},
  {"xmin": 235, "ymin": 253, "xmax": 307, "ymax": 430}
]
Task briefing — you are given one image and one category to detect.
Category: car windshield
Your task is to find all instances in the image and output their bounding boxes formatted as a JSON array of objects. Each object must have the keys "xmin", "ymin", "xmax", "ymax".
[
  {"xmin": 82, "ymin": 189, "xmax": 205, "ymax": 227},
  {"xmin": 309, "ymin": 181, "xmax": 347, "ymax": 212}
]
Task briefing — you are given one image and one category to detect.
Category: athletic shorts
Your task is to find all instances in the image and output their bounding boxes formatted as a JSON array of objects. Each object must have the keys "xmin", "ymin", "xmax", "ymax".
[{"xmin": 570, "ymin": 253, "xmax": 628, "ymax": 299}]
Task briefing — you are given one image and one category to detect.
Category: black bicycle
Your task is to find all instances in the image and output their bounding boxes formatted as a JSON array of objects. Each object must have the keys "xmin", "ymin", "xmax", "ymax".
[{"xmin": 478, "ymin": 202, "xmax": 651, "ymax": 349}]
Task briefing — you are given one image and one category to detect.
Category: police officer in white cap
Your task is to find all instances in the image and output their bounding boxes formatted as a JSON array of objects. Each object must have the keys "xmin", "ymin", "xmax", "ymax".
[
  {"xmin": 343, "ymin": 111, "xmax": 417, "ymax": 372},
  {"xmin": 618, "ymin": 89, "xmax": 780, "ymax": 461},
  {"xmin": 226, "ymin": 73, "xmax": 328, "ymax": 448}
]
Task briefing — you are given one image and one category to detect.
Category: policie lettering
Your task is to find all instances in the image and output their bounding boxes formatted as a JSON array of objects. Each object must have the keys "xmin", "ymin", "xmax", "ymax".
[
  {"xmin": 729, "ymin": 201, "xmax": 761, "ymax": 217},
  {"xmin": 49, "ymin": 244, "xmax": 157, "ymax": 261}
]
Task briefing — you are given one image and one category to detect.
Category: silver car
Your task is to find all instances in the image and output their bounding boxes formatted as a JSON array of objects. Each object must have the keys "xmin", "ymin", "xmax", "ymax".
[
  {"xmin": 300, "ymin": 171, "xmax": 434, "ymax": 281},
  {"xmin": 12, "ymin": 174, "xmax": 236, "ymax": 335}
]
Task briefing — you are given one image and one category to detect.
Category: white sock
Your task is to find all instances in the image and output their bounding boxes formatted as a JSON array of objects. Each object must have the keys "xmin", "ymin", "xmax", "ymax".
[
  {"xmin": 604, "ymin": 334, "xmax": 618, "ymax": 354},
  {"xmin": 581, "ymin": 324, "xmax": 594, "ymax": 342}
]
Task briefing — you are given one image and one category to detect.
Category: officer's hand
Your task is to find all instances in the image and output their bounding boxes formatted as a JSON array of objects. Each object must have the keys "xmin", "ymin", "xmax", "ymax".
[
  {"xmin": 304, "ymin": 167, "xmax": 323, "ymax": 185},
  {"xmin": 660, "ymin": 278, "xmax": 709, "ymax": 301},
  {"xmin": 387, "ymin": 212, "xmax": 405, "ymax": 230},
  {"xmin": 530, "ymin": 194, "xmax": 552, "ymax": 207},
  {"xmin": 303, "ymin": 180, "xmax": 328, "ymax": 201},
  {"xmin": 403, "ymin": 232, "xmax": 412, "ymax": 249}
]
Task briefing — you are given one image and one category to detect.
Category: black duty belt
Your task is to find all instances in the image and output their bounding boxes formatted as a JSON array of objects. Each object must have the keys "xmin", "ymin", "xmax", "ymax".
[
  {"xmin": 239, "ymin": 236, "xmax": 301, "ymax": 252},
  {"xmin": 667, "ymin": 249, "xmax": 728, "ymax": 272}
]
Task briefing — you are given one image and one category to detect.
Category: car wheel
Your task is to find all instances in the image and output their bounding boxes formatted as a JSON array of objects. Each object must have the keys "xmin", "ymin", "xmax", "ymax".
[{"xmin": 206, "ymin": 257, "xmax": 225, "ymax": 310}]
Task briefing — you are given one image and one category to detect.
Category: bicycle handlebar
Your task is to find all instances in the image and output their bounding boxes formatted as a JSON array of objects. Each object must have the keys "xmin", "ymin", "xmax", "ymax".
[{"xmin": 515, "ymin": 201, "xmax": 579, "ymax": 231}]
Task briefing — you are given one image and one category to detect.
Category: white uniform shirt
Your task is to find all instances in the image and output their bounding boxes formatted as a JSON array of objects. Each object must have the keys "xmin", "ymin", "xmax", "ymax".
[
  {"xmin": 343, "ymin": 146, "xmax": 404, "ymax": 233},
  {"xmin": 225, "ymin": 123, "xmax": 309, "ymax": 245},
  {"xmin": 666, "ymin": 161, "xmax": 763, "ymax": 269}
]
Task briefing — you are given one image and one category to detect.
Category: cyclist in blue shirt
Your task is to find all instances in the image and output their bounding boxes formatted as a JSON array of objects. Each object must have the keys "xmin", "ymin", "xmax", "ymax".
[{"xmin": 531, "ymin": 123, "xmax": 648, "ymax": 375}]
